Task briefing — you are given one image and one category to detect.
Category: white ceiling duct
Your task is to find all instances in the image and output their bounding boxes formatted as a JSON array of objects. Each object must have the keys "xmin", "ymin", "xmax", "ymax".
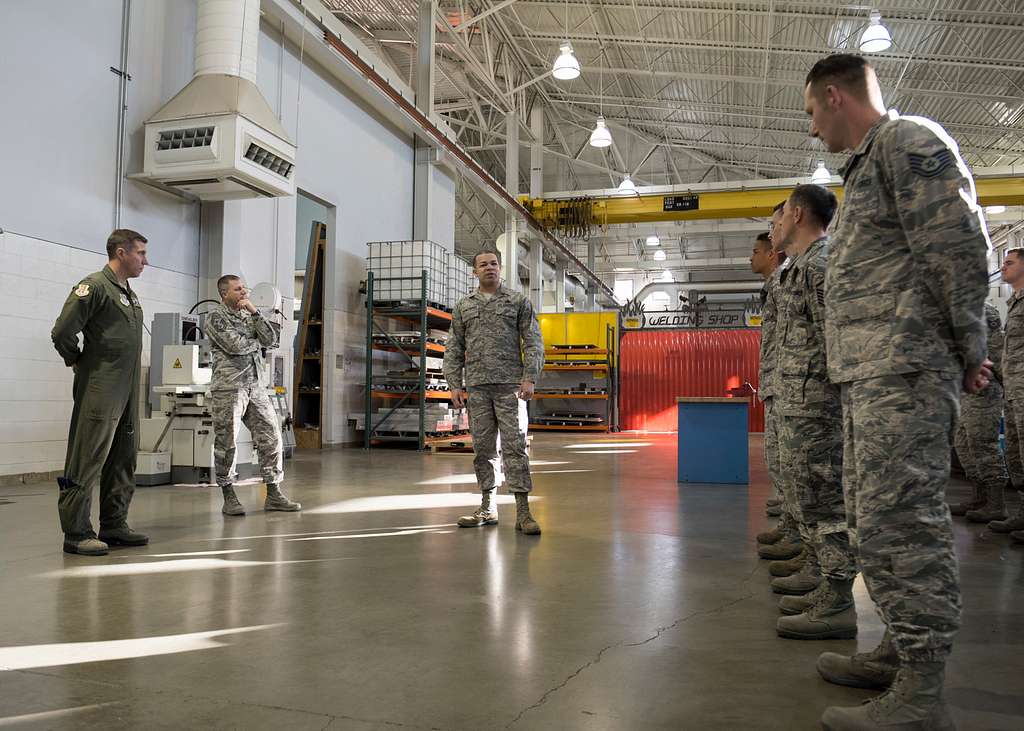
[{"xmin": 134, "ymin": 0, "xmax": 296, "ymax": 201}]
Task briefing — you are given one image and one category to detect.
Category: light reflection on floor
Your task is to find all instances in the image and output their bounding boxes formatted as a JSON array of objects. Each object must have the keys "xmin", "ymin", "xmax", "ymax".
[
  {"xmin": 306, "ymin": 492, "xmax": 540, "ymax": 515},
  {"xmin": 41, "ymin": 558, "xmax": 348, "ymax": 579},
  {"xmin": 0, "ymin": 625, "xmax": 280, "ymax": 671},
  {"xmin": 206, "ymin": 523, "xmax": 458, "ymax": 541},
  {"xmin": 563, "ymin": 449, "xmax": 637, "ymax": 454},
  {"xmin": 288, "ymin": 527, "xmax": 452, "ymax": 542},
  {"xmin": 564, "ymin": 442, "xmax": 653, "ymax": 449},
  {"xmin": 0, "ymin": 703, "xmax": 122, "ymax": 727},
  {"xmin": 114, "ymin": 549, "xmax": 252, "ymax": 558}
]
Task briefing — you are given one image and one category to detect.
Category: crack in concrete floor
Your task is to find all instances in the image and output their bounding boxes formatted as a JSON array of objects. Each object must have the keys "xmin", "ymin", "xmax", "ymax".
[{"xmin": 504, "ymin": 563, "xmax": 761, "ymax": 729}]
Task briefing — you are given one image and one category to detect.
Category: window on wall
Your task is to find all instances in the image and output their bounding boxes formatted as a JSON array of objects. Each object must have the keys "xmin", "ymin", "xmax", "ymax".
[
  {"xmin": 614, "ymin": 278, "xmax": 634, "ymax": 302},
  {"xmin": 645, "ymin": 292, "xmax": 671, "ymax": 311}
]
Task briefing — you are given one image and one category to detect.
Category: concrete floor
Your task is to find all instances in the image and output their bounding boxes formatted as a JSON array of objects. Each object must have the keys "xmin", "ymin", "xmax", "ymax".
[{"xmin": 1, "ymin": 433, "xmax": 1022, "ymax": 730}]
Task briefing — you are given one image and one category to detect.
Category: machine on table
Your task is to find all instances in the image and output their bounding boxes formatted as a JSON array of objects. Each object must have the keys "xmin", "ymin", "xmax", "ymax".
[{"xmin": 136, "ymin": 284, "xmax": 296, "ymax": 486}]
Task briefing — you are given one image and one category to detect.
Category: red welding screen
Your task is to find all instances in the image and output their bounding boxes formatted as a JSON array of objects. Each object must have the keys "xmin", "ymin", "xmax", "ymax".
[{"xmin": 619, "ymin": 329, "xmax": 765, "ymax": 432}]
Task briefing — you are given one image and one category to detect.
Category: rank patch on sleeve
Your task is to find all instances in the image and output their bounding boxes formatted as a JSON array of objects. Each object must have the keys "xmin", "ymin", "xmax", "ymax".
[
  {"xmin": 75, "ymin": 283, "xmax": 90, "ymax": 297},
  {"xmin": 907, "ymin": 149, "xmax": 955, "ymax": 178},
  {"xmin": 816, "ymin": 283, "xmax": 826, "ymax": 307}
]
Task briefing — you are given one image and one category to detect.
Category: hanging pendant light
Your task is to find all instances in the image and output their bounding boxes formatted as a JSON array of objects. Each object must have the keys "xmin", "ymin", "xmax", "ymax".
[
  {"xmin": 859, "ymin": 10, "xmax": 892, "ymax": 53},
  {"xmin": 617, "ymin": 175, "xmax": 636, "ymax": 193},
  {"xmin": 645, "ymin": 234, "xmax": 660, "ymax": 247},
  {"xmin": 552, "ymin": 1, "xmax": 580, "ymax": 80},
  {"xmin": 552, "ymin": 43, "xmax": 581, "ymax": 80},
  {"xmin": 810, "ymin": 160, "xmax": 832, "ymax": 185},
  {"xmin": 590, "ymin": 116, "xmax": 612, "ymax": 148},
  {"xmin": 653, "ymin": 249, "xmax": 666, "ymax": 261},
  {"xmin": 589, "ymin": 46, "xmax": 613, "ymax": 148}
]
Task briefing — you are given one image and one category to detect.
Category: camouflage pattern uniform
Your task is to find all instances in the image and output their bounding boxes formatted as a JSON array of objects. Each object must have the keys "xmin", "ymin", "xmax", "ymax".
[
  {"xmin": 826, "ymin": 111, "xmax": 990, "ymax": 663},
  {"xmin": 759, "ymin": 267, "xmax": 785, "ymax": 504},
  {"xmin": 1004, "ymin": 290, "xmax": 1024, "ymax": 494},
  {"xmin": 953, "ymin": 303, "xmax": 1007, "ymax": 496},
  {"xmin": 775, "ymin": 237, "xmax": 854, "ymax": 581},
  {"xmin": 51, "ymin": 265, "xmax": 143, "ymax": 540},
  {"xmin": 443, "ymin": 285, "xmax": 544, "ymax": 494},
  {"xmin": 206, "ymin": 303, "xmax": 283, "ymax": 487}
]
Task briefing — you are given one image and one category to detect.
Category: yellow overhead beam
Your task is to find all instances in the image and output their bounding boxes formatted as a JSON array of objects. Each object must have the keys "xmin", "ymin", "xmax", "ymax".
[{"xmin": 520, "ymin": 176, "xmax": 1024, "ymax": 226}]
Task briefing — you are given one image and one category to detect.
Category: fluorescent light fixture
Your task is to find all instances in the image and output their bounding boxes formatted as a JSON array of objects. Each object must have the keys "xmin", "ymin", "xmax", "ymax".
[
  {"xmin": 614, "ymin": 266, "xmax": 637, "ymax": 272},
  {"xmin": 860, "ymin": 10, "xmax": 892, "ymax": 53},
  {"xmin": 645, "ymin": 234, "xmax": 660, "ymax": 246},
  {"xmin": 589, "ymin": 115, "xmax": 613, "ymax": 148},
  {"xmin": 985, "ymin": 205, "xmax": 1007, "ymax": 215},
  {"xmin": 617, "ymin": 176, "xmax": 636, "ymax": 193},
  {"xmin": 552, "ymin": 42, "xmax": 581, "ymax": 80},
  {"xmin": 653, "ymin": 249, "xmax": 667, "ymax": 261},
  {"xmin": 810, "ymin": 160, "xmax": 832, "ymax": 185}
]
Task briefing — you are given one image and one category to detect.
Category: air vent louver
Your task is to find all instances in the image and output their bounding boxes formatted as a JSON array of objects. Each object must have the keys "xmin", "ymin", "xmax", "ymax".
[
  {"xmin": 157, "ymin": 126, "xmax": 215, "ymax": 150},
  {"xmin": 244, "ymin": 142, "xmax": 294, "ymax": 178}
]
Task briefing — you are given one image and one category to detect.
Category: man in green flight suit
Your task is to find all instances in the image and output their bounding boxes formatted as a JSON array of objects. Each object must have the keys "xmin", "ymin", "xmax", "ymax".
[{"xmin": 52, "ymin": 229, "xmax": 150, "ymax": 556}]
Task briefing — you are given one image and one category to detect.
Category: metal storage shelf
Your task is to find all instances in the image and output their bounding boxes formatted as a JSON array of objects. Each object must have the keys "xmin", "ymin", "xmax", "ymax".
[
  {"xmin": 529, "ymin": 423, "xmax": 609, "ymax": 432},
  {"xmin": 373, "ymin": 342, "xmax": 446, "ymax": 356},
  {"xmin": 543, "ymin": 364, "xmax": 609, "ymax": 371},
  {"xmin": 533, "ymin": 393, "xmax": 608, "ymax": 400},
  {"xmin": 371, "ymin": 390, "xmax": 451, "ymax": 401},
  {"xmin": 529, "ymin": 323, "xmax": 617, "ymax": 432}
]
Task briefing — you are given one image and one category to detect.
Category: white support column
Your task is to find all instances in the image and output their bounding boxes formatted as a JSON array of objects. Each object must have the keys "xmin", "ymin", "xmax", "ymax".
[
  {"xmin": 412, "ymin": 0, "xmax": 436, "ymax": 240},
  {"xmin": 555, "ymin": 258, "xmax": 566, "ymax": 313},
  {"xmin": 504, "ymin": 107, "xmax": 519, "ymax": 290},
  {"xmin": 529, "ymin": 105, "xmax": 544, "ymax": 199},
  {"xmin": 528, "ymin": 240, "xmax": 543, "ymax": 312},
  {"xmin": 586, "ymin": 239, "xmax": 597, "ymax": 311}
]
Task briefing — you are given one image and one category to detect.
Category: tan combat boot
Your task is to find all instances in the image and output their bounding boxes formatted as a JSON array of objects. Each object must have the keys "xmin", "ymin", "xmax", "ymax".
[
  {"xmin": 966, "ymin": 480, "xmax": 1008, "ymax": 523},
  {"xmin": 948, "ymin": 484, "xmax": 983, "ymax": 516},
  {"xmin": 265, "ymin": 484, "xmax": 301, "ymax": 512},
  {"xmin": 776, "ymin": 578, "xmax": 857, "ymax": 640},
  {"xmin": 514, "ymin": 492, "xmax": 541, "ymax": 535},
  {"xmin": 820, "ymin": 662, "xmax": 955, "ymax": 731},
  {"xmin": 817, "ymin": 630, "xmax": 899, "ymax": 690},
  {"xmin": 458, "ymin": 490, "xmax": 499, "ymax": 528}
]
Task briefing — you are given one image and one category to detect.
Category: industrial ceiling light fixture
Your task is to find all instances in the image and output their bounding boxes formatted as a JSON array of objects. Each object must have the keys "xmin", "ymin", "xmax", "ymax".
[
  {"xmin": 617, "ymin": 175, "xmax": 636, "ymax": 193},
  {"xmin": 860, "ymin": 10, "xmax": 892, "ymax": 53},
  {"xmin": 645, "ymin": 234, "xmax": 660, "ymax": 246},
  {"xmin": 653, "ymin": 249, "xmax": 667, "ymax": 261},
  {"xmin": 552, "ymin": 0, "xmax": 580, "ymax": 80},
  {"xmin": 589, "ymin": 47, "xmax": 613, "ymax": 148},
  {"xmin": 810, "ymin": 160, "xmax": 832, "ymax": 185}
]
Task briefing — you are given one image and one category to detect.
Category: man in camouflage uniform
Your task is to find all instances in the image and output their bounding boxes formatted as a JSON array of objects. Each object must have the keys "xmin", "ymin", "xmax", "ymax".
[
  {"xmin": 950, "ymin": 303, "xmax": 1007, "ymax": 523},
  {"xmin": 444, "ymin": 250, "xmax": 544, "ymax": 535},
  {"xmin": 767, "ymin": 185, "xmax": 858, "ymax": 641},
  {"xmin": 52, "ymin": 229, "xmax": 151, "ymax": 556},
  {"xmin": 751, "ymin": 232, "xmax": 785, "ymax": 519},
  {"xmin": 804, "ymin": 55, "xmax": 992, "ymax": 730},
  {"xmin": 992, "ymin": 247, "xmax": 1024, "ymax": 542},
  {"xmin": 207, "ymin": 275, "xmax": 299, "ymax": 516},
  {"xmin": 753, "ymin": 224, "xmax": 803, "ymax": 570}
]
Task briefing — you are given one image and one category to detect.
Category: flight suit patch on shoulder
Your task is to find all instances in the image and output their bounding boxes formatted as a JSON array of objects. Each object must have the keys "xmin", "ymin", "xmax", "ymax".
[
  {"xmin": 119, "ymin": 294, "xmax": 130, "ymax": 307},
  {"xmin": 907, "ymin": 150, "xmax": 955, "ymax": 177},
  {"xmin": 75, "ymin": 283, "xmax": 91, "ymax": 297}
]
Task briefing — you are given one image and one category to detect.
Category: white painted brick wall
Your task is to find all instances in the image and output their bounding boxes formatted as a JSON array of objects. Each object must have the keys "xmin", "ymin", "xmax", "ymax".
[{"xmin": 0, "ymin": 231, "xmax": 197, "ymax": 476}]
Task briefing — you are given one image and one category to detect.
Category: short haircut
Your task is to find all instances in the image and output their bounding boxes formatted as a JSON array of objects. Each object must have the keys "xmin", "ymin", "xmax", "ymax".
[
  {"xmin": 772, "ymin": 200, "xmax": 786, "ymax": 214},
  {"xmin": 217, "ymin": 274, "xmax": 241, "ymax": 297},
  {"xmin": 1007, "ymin": 248, "xmax": 1024, "ymax": 261},
  {"xmin": 789, "ymin": 184, "xmax": 838, "ymax": 229},
  {"xmin": 472, "ymin": 248, "xmax": 502, "ymax": 267},
  {"xmin": 805, "ymin": 54, "xmax": 871, "ymax": 100},
  {"xmin": 754, "ymin": 232, "xmax": 772, "ymax": 251},
  {"xmin": 106, "ymin": 229, "xmax": 147, "ymax": 259}
]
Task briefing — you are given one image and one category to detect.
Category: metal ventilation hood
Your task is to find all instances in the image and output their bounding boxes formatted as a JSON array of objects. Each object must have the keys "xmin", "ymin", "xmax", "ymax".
[{"xmin": 146, "ymin": 73, "xmax": 292, "ymax": 147}]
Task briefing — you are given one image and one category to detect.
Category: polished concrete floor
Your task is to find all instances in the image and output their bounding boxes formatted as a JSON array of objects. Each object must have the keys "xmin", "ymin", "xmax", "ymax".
[{"xmin": 1, "ymin": 434, "xmax": 1022, "ymax": 730}]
